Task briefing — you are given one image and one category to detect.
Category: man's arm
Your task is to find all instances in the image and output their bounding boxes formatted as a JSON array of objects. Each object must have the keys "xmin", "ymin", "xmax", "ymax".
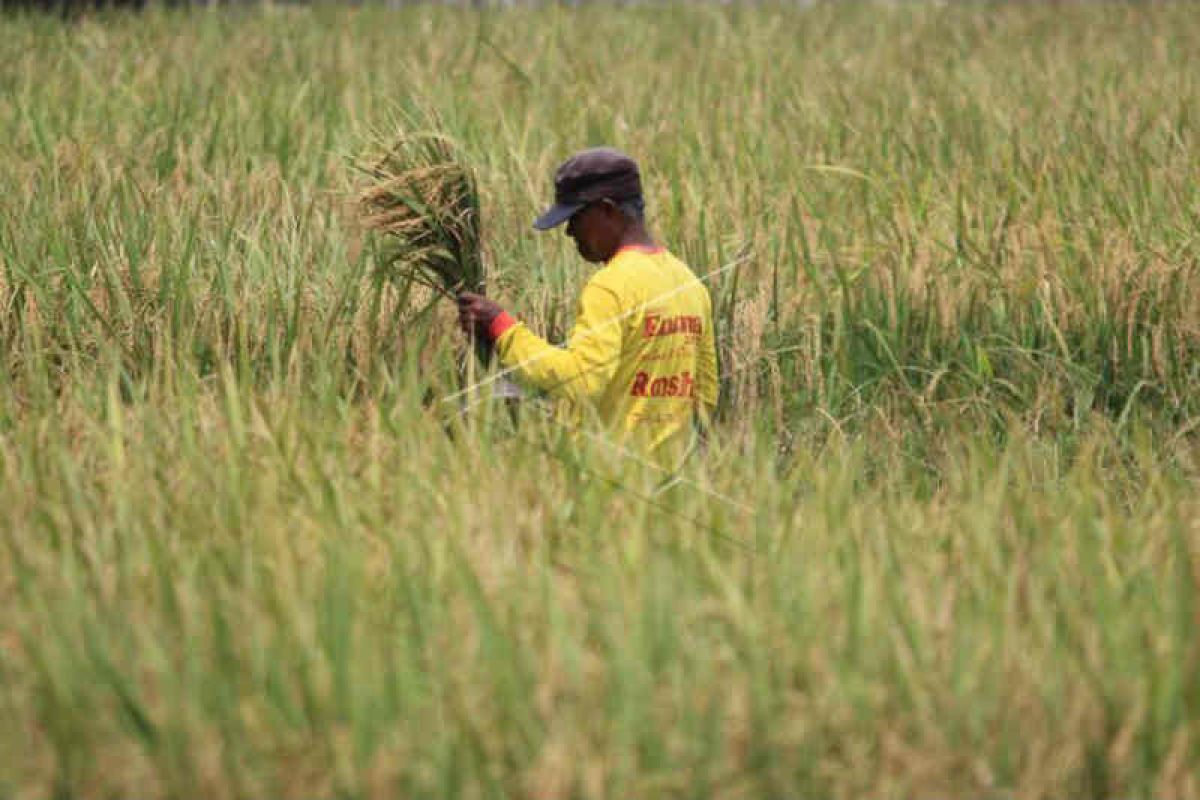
[{"xmin": 458, "ymin": 281, "xmax": 624, "ymax": 404}]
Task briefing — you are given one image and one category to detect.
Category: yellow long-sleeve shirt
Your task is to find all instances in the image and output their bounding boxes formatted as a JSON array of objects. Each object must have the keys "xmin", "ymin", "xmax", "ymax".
[{"xmin": 489, "ymin": 245, "xmax": 718, "ymax": 459}]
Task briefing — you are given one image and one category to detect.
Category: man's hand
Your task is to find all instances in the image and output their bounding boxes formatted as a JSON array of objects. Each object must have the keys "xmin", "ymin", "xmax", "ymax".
[{"xmin": 456, "ymin": 292, "xmax": 505, "ymax": 339}]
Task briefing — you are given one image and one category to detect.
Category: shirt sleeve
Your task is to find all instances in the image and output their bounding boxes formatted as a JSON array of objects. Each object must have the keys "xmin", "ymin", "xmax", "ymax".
[
  {"xmin": 696, "ymin": 289, "xmax": 719, "ymax": 417},
  {"xmin": 493, "ymin": 278, "xmax": 624, "ymax": 404}
]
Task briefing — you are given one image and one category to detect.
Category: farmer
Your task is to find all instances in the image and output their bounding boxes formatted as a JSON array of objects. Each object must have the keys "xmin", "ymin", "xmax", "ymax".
[{"xmin": 457, "ymin": 147, "xmax": 718, "ymax": 462}]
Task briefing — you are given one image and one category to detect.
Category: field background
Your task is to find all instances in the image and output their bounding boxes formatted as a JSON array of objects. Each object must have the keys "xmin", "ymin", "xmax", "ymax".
[{"xmin": 2, "ymin": 3, "xmax": 1199, "ymax": 798}]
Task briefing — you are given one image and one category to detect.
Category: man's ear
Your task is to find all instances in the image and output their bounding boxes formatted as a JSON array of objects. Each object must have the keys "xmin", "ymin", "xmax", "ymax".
[{"xmin": 599, "ymin": 198, "xmax": 622, "ymax": 222}]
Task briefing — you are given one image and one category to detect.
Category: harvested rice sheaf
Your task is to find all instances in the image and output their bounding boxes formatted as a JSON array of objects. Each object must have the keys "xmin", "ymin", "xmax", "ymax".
[{"xmin": 357, "ymin": 132, "xmax": 484, "ymax": 298}]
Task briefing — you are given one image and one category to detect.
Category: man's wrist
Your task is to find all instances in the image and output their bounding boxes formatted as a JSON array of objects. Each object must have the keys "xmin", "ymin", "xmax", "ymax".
[{"xmin": 488, "ymin": 311, "xmax": 517, "ymax": 341}]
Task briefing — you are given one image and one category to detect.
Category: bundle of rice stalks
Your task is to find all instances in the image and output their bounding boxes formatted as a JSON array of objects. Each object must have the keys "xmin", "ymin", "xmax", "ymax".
[{"xmin": 356, "ymin": 131, "xmax": 484, "ymax": 298}]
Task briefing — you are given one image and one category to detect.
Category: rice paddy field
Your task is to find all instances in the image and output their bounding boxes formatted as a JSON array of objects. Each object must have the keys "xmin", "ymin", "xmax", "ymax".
[{"xmin": 1, "ymin": 2, "xmax": 1198, "ymax": 797}]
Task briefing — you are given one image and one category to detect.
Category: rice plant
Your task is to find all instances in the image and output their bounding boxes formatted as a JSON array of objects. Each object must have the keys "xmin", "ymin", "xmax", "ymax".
[{"xmin": 356, "ymin": 128, "xmax": 484, "ymax": 298}]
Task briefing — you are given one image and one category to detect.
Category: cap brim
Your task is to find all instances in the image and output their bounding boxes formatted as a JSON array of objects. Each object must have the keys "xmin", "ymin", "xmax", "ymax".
[{"xmin": 533, "ymin": 202, "xmax": 583, "ymax": 231}]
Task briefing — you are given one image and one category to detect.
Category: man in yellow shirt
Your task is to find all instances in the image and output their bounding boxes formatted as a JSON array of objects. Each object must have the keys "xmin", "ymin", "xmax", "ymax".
[{"xmin": 457, "ymin": 148, "xmax": 718, "ymax": 461}]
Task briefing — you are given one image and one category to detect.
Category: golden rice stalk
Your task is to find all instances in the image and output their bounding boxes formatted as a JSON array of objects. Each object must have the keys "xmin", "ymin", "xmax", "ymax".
[{"xmin": 355, "ymin": 131, "xmax": 484, "ymax": 298}]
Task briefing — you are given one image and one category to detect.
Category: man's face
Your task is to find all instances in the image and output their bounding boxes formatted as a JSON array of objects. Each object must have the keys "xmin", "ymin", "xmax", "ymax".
[{"xmin": 565, "ymin": 201, "xmax": 622, "ymax": 263}]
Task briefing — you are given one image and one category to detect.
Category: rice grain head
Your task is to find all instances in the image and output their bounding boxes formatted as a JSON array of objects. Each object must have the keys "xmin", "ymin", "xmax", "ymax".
[{"xmin": 356, "ymin": 131, "xmax": 484, "ymax": 298}]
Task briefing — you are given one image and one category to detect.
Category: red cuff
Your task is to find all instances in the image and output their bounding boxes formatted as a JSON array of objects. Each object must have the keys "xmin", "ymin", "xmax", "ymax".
[{"xmin": 488, "ymin": 311, "xmax": 517, "ymax": 341}]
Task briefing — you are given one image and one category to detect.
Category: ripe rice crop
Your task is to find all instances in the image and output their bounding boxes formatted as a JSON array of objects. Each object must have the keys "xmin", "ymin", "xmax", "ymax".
[
  {"xmin": 0, "ymin": 4, "xmax": 1197, "ymax": 798},
  {"xmin": 356, "ymin": 127, "xmax": 484, "ymax": 298}
]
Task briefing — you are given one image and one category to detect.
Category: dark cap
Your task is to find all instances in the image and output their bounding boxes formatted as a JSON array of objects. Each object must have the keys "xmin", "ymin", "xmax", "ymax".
[{"xmin": 533, "ymin": 147, "xmax": 643, "ymax": 230}]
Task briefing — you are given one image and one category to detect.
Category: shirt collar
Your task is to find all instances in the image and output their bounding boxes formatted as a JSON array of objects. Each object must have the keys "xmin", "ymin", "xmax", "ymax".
[{"xmin": 612, "ymin": 244, "xmax": 665, "ymax": 260}]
